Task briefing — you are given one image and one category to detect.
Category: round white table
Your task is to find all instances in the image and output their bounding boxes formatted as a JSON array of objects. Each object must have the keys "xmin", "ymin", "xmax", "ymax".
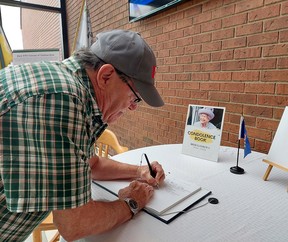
[{"xmin": 66, "ymin": 144, "xmax": 288, "ymax": 242}]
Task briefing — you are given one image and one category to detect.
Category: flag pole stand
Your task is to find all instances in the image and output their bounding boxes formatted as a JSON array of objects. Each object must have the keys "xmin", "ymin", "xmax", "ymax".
[{"xmin": 230, "ymin": 139, "xmax": 245, "ymax": 174}]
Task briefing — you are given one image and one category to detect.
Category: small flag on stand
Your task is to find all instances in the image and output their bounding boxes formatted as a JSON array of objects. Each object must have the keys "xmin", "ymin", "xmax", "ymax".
[
  {"xmin": 239, "ymin": 116, "xmax": 251, "ymax": 158},
  {"xmin": 230, "ymin": 115, "xmax": 251, "ymax": 174}
]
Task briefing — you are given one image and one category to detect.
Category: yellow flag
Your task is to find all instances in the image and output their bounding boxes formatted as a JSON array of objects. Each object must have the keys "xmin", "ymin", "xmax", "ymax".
[{"xmin": 0, "ymin": 25, "xmax": 13, "ymax": 69}]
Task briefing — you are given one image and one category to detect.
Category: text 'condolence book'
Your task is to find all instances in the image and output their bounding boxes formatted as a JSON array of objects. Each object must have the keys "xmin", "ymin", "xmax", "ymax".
[{"xmin": 93, "ymin": 177, "xmax": 211, "ymax": 224}]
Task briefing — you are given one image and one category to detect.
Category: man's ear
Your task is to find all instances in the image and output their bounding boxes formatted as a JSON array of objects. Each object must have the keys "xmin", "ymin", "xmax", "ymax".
[{"xmin": 97, "ymin": 64, "xmax": 115, "ymax": 89}]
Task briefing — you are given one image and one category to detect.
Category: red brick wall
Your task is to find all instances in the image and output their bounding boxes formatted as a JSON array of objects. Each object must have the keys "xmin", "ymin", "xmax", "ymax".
[{"xmin": 66, "ymin": 0, "xmax": 288, "ymax": 154}]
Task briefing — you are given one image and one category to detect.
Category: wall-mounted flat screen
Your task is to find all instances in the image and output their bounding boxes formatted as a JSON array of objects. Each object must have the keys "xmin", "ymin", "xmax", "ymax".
[{"xmin": 129, "ymin": 0, "xmax": 185, "ymax": 22}]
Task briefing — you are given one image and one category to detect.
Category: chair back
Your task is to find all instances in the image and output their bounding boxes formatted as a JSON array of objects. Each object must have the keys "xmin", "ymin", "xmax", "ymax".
[
  {"xmin": 33, "ymin": 213, "xmax": 60, "ymax": 242},
  {"xmin": 95, "ymin": 129, "xmax": 128, "ymax": 157}
]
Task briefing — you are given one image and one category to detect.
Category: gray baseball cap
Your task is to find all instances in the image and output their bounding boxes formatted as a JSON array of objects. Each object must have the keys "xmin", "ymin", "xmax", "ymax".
[{"xmin": 90, "ymin": 29, "xmax": 164, "ymax": 107}]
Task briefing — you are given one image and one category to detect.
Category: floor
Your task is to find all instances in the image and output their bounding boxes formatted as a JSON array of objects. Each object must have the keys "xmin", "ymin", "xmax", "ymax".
[{"xmin": 25, "ymin": 230, "xmax": 59, "ymax": 242}]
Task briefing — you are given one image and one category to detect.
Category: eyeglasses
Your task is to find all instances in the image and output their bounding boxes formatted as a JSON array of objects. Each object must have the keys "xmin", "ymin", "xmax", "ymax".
[
  {"xmin": 125, "ymin": 82, "xmax": 142, "ymax": 103},
  {"xmin": 116, "ymin": 70, "xmax": 142, "ymax": 104}
]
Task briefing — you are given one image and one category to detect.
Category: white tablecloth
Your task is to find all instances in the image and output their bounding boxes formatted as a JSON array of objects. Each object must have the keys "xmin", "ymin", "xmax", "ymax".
[{"xmin": 63, "ymin": 144, "xmax": 288, "ymax": 242}]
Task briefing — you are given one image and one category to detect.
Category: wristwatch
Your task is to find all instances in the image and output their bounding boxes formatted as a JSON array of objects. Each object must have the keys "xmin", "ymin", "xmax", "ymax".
[{"xmin": 124, "ymin": 198, "xmax": 139, "ymax": 217}]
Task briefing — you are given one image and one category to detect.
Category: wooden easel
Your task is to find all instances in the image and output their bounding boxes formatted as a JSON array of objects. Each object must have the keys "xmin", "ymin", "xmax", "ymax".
[
  {"xmin": 263, "ymin": 159, "xmax": 288, "ymax": 191},
  {"xmin": 262, "ymin": 107, "xmax": 288, "ymax": 191}
]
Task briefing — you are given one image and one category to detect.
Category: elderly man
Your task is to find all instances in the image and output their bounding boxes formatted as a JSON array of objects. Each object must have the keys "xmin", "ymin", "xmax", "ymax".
[{"xmin": 0, "ymin": 29, "xmax": 165, "ymax": 241}]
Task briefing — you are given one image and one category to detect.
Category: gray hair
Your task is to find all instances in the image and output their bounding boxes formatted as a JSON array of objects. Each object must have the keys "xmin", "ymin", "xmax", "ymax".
[
  {"xmin": 73, "ymin": 48, "xmax": 130, "ymax": 83},
  {"xmin": 74, "ymin": 48, "xmax": 105, "ymax": 70}
]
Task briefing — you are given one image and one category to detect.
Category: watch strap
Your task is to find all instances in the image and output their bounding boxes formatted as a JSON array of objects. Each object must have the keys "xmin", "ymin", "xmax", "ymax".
[{"xmin": 123, "ymin": 198, "xmax": 139, "ymax": 217}]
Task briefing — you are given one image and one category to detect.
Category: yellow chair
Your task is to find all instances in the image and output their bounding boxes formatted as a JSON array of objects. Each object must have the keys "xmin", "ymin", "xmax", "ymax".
[
  {"xmin": 95, "ymin": 129, "xmax": 129, "ymax": 157},
  {"xmin": 32, "ymin": 212, "xmax": 60, "ymax": 242}
]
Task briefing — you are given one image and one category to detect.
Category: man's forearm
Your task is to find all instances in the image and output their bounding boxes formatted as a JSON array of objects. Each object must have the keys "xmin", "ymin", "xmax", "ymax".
[
  {"xmin": 89, "ymin": 156, "xmax": 139, "ymax": 181},
  {"xmin": 53, "ymin": 199, "xmax": 131, "ymax": 241}
]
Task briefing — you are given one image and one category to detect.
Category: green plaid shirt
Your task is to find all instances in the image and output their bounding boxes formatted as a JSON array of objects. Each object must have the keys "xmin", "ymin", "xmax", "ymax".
[{"xmin": 0, "ymin": 56, "xmax": 107, "ymax": 241}]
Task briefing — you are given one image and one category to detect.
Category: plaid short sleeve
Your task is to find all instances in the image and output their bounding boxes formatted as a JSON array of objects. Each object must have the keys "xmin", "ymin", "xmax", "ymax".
[{"xmin": 0, "ymin": 93, "xmax": 91, "ymax": 212}]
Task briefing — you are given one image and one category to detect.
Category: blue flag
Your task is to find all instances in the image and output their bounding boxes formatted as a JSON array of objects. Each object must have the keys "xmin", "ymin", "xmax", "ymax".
[{"xmin": 239, "ymin": 116, "xmax": 251, "ymax": 158}]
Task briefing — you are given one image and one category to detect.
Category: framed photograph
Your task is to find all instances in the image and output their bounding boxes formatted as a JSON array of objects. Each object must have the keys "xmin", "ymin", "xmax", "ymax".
[{"xmin": 182, "ymin": 105, "xmax": 226, "ymax": 162}]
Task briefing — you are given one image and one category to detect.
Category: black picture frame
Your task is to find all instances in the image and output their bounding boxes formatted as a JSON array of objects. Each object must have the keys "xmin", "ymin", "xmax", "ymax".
[{"xmin": 129, "ymin": 0, "xmax": 185, "ymax": 22}]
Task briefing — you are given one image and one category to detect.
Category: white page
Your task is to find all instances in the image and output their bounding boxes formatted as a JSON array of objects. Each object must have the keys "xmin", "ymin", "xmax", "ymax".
[{"xmin": 145, "ymin": 178, "xmax": 201, "ymax": 215}]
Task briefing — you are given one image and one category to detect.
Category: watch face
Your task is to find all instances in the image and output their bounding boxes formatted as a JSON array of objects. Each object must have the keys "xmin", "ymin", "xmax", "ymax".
[{"xmin": 129, "ymin": 199, "xmax": 138, "ymax": 209}]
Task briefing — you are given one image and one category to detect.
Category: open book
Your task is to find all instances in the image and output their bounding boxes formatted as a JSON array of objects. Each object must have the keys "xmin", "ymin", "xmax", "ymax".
[
  {"xmin": 144, "ymin": 178, "xmax": 201, "ymax": 215},
  {"xmin": 93, "ymin": 177, "xmax": 211, "ymax": 224}
]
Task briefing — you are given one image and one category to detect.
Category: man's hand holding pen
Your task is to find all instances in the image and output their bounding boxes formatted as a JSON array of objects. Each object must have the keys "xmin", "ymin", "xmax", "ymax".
[
  {"xmin": 118, "ymin": 154, "xmax": 165, "ymax": 218},
  {"xmin": 137, "ymin": 154, "xmax": 165, "ymax": 188}
]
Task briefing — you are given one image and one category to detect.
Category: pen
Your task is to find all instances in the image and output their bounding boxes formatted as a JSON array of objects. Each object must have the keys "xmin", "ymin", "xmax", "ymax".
[
  {"xmin": 143, "ymin": 153, "xmax": 160, "ymax": 188},
  {"xmin": 143, "ymin": 153, "xmax": 159, "ymax": 189},
  {"xmin": 144, "ymin": 153, "xmax": 156, "ymax": 178}
]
